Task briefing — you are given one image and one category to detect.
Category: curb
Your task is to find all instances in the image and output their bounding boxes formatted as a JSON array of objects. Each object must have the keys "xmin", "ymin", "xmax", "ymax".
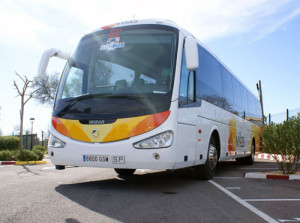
[
  {"xmin": 244, "ymin": 172, "xmax": 300, "ymax": 180},
  {"xmin": 255, "ymin": 153, "xmax": 283, "ymax": 161},
  {"xmin": 0, "ymin": 161, "xmax": 47, "ymax": 165}
]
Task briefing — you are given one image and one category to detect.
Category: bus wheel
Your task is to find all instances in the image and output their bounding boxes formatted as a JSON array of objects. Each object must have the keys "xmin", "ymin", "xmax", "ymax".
[
  {"xmin": 236, "ymin": 141, "xmax": 255, "ymax": 165},
  {"xmin": 195, "ymin": 137, "xmax": 218, "ymax": 180},
  {"xmin": 114, "ymin": 168, "xmax": 136, "ymax": 176}
]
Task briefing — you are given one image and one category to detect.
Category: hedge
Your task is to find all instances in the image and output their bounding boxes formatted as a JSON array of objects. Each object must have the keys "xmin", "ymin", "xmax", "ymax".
[
  {"xmin": 16, "ymin": 150, "xmax": 39, "ymax": 162},
  {"xmin": 0, "ymin": 150, "xmax": 17, "ymax": 161},
  {"xmin": 0, "ymin": 136, "xmax": 19, "ymax": 151},
  {"xmin": 263, "ymin": 113, "xmax": 300, "ymax": 174},
  {"xmin": 32, "ymin": 145, "xmax": 46, "ymax": 153},
  {"xmin": 0, "ymin": 145, "xmax": 46, "ymax": 161}
]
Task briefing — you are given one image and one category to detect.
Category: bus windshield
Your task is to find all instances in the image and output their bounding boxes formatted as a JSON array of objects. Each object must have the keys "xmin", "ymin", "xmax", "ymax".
[{"xmin": 54, "ymin": 25, "xmax": 178, "ymax": 120}]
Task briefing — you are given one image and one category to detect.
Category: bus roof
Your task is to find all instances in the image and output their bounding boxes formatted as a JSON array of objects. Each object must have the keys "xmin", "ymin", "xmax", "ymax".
[{"xmin": 92, "ymin": 19, "xmax": 181, "ymax": 32}]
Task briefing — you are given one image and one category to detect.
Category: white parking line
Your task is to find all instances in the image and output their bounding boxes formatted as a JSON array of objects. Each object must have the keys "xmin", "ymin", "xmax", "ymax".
[
  {"xmin": 226, "ymin": 187, "xmax": 241, "ymax": 190},
  {"xmin": 0, "ymin": 165, "xmax": 13, "ymax": 168},
  {"xmin": 278, "ymin": 218, "xmax": 300, "ymax": 222},
  {"xmin": 42, "ymin": 167, "xmax": 55, "ymax": 170},
  {"xmin": 237, "ymin": 168, "xmax": 278, "ymax": 170},
  {"xmin": 209, "ymin": 180, "xmax": 278, "ymax": 223},
  {"xmin": 244, "ymin": 199, "xmax": 300, "ymax": 202}
]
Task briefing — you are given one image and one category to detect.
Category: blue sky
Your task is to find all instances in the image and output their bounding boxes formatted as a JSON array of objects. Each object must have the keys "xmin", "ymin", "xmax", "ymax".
[{"xmin": 0, "ymin": 0, "xmax": 300, "ymax": 136}]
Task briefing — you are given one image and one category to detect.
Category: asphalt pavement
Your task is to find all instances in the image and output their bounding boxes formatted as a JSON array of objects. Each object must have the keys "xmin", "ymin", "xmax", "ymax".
[{"xmin": 0, "ymin": 158, "xmax": 299, "ymax": 223}]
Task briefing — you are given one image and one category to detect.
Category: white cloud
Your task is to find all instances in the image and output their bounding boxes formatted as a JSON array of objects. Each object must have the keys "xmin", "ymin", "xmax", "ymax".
[
  {"xmin": 0, "ymin": 0, "xmax": 299, "ymax": 135},
  {"xmin": 251, "ymin": 7, "xmax": 300, "ymax": 42},
  {"xmin": 0, "ymin": 6, "xmax": 47, "ymax": 44},
  {"xmin": 176, "ymin": 0, "xmax": 298, "ymax": 42},
  {"xmin": 0, "ymin": 0, "xmax": 299, "ymax": 45}
]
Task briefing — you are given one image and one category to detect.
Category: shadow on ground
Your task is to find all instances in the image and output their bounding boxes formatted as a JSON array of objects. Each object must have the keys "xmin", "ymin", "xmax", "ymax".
[
  {"xmin": 55, "ymin": 168, "xmax": 218, "ymax": 223},
  {"xmin": 56, "ymin": 161, "xmax": 274, "ymax": 223}
]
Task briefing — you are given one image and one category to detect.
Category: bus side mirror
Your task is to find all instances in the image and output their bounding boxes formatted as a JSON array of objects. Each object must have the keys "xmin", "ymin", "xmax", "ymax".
[
  {"xmin": 37, "ymin": 48, "xmax": 71, "ymax": 77},
  {"xmin": 184, "ymin": 37, "xmax": 199, "ymax": 70}
]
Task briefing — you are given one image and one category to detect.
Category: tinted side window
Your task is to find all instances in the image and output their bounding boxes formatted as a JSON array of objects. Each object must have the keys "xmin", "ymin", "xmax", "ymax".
[
  {"xmin": 256, "ymin": 100, "xmax": 262, "ymax": 120},
  {"xmin": 247, "ymin": 93, "xmax": 255, "ymax": 120},
  {"xmin": 221, "ymin": 67, "xmax": 234, "ymax": 113},
  {"xmin": 232, "ymin": 77, "xmax": 242, "ymax": 116},
  {"xmin": 179, "ymin": 50, "xmax": 197, "ymax": 108},
  {"xmin": 241, "ymin": 86, "xmax": 248, "ymax": 118},
  {"xmin": 196, "ymin": 46, "xmax": 223, "ymax": 107},
  {"xmin": 188, "ymin": 72, "xmax": 195, "ymax": 104},
  {"xmin": 179, "ymin": 51, "xmax": 189, "ymax": 107}
]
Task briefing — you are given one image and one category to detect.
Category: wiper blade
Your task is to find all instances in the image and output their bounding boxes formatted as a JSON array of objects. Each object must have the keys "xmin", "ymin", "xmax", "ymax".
[
  {"xmin": 65, "ymin": 93, "xmax": 112, "ymax": 102},
  {"xmin": 58, "ymin": 94, "xmax": 153, "ymax": 117},
  {"xmin": 58, "ymin": 93, "xmax": 112, "ymax": 116}
]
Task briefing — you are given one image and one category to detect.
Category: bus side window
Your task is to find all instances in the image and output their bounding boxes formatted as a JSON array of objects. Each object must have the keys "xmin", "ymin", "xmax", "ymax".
[
  {"xmin": 188, "ymin": 71, "xmax": 195, "ymax": 103},
  {"xmin": 179, "ymin": 50, "xmax": 196, "ymax": 107},
  {"xmin": 62, "ymin": 66, "xmax": 84, "ymax": 99}
]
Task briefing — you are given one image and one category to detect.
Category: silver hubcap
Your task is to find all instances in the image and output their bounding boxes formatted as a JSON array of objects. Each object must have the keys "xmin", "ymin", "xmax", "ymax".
[{"xmin": 208, "ymin": 144, "xmax": 218, "ymax": 170}]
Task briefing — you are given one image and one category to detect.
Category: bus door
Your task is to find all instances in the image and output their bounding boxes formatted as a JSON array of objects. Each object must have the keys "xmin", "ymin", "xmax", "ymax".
[{"xmin": 176, "ymin": 50, "xmax": 197, "ymax": 168}]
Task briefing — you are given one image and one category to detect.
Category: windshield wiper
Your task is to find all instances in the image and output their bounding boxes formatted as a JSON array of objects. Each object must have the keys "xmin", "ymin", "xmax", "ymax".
[
  {"xmin": 65, "ymin": 93, "xmax": 112, "ymax": 102},
  {"xmin": 65, "ymin": 93, "xmax": 150, "ymax": 102},
  {"xmin": 58, "ymin": 94, "xmax": 153, "ymax": 117},
  {"xmin": 58, "ymin": 93, "xmax": 112, "ymax": 116}
]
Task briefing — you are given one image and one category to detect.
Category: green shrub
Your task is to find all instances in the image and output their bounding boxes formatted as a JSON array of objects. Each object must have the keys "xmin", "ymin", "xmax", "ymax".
[
  {"xmin": 16, "ymin": 150, "xmax": 38, "ymax": 161},
  {"xmin": 263, "ymin": 113, "xmax": 300, "ymax": 174},
  {"xmin": 32, "ymin": 145, "xmax": 46, "ymax": 153},
  {"xmin": 0, "ymin": 150, "xmax": 15, "ymax": 161},
  {"xmin": 0, "ymin": 136, "xmax": 19, "ymax": 151},
  {"xmin": 32, "ymin": 148, "xmax": 44, "ymax": 161}
]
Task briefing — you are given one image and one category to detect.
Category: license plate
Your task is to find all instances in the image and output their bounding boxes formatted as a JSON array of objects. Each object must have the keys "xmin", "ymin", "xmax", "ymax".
[
  {"xmin": 83, "ymin": 155, "xmax": 109, "ymax": 163},
  {"xmin": 112, "ymin": 156, "xmax": 126, "ymax": 164}
]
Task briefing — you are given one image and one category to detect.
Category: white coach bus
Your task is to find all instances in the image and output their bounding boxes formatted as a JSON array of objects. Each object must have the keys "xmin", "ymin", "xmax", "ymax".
[{"xmin": 38, "ymin": 19, "xmax": 263, "ymax": 179}]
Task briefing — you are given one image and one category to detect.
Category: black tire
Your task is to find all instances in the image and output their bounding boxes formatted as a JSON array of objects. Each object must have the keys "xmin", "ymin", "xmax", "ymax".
[
  {"xmin": 114, "ymin": 168, "xmax": 136, "ymax": 176},
  {"xmin": 236, "ymin": 141, "xmax": 255, "ymax": 165},
  {"xmin": 195, "ymin": 137, "xmax": 218, "ymax": 180},
  {"xmin": 55, "ymin": 165, "xmax": 65, "ymax": 170}
]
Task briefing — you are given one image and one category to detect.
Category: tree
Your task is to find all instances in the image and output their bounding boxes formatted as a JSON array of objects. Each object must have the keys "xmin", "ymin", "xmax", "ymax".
[
  {"xmin": 263, "ymin": 113, "xmax": 300, "ymax": 174},
  {"xmin": 31, "ymin": 72, "xmax": 60, "ymax": 106},
  {"xmin": 13, "ymin": 73, "xmax": 39, "ymax": 151}
]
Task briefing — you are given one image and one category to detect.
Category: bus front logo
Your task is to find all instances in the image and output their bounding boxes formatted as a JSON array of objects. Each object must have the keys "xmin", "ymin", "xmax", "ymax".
[{"xmin": 92, "ymin": 128, "xmax": 100, "ymax": 138}]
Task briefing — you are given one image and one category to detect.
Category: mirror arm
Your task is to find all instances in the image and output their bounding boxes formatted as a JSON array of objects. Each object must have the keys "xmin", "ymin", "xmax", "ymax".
[{"xmin": 37, "ymin": 48, "xmax": 71, "ymax": 77}]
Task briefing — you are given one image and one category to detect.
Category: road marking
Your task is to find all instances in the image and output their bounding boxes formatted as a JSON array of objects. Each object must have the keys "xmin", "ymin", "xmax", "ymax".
[
  {"xmin": 226, "ymin": 187, "xmax": 241, "ymax": 190},
  {"xmin": 209, "ymin": 180, "xmax": 278, "ymax": 223},
  {"xmin": 278, "ymin": 218, "xmax": 300, "ymax": 222},
  {"xmin": 0, "ymin": 165, "xmax": 13, "ymax": 168},
  {"xmin": 245, "ymin": 199, "xmax": 300, "ymax": 202},
  {"xmin": 238, "ymin": 168, "xmax": 278, "ymax": 170},
  {"xmin": 42, "ymin": 167, "xmax": 55, "ymax": 170}
]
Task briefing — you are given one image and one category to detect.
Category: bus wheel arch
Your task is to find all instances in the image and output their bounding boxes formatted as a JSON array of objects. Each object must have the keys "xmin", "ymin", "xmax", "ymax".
[
  {"xmin": 195, "ymin": 130, "xmax": 220, "ymax": 180},
  {"xmin": 251, "ymin": 137, "xmax": 256, "ymax": 162},
  {"xmin": 211, "ymin": 130, "xmax": 221, "ymax": 161}
]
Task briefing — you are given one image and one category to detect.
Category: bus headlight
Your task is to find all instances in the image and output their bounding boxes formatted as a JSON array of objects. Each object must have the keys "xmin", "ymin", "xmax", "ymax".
[
  {"xmin": 133, "ymin": 131, "xmax": 173, "ymax": 149},
  {"xmin": 48, "ymin": 135, "xmax": 66, "ymax": 148}
]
